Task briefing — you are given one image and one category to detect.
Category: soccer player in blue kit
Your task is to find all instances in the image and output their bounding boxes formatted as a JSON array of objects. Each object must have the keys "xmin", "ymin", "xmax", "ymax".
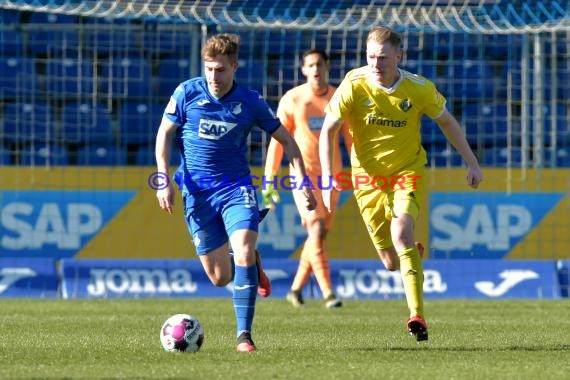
[{"xmin": 155, "ymin": 33, "xmax": 316, "ymax": 352}]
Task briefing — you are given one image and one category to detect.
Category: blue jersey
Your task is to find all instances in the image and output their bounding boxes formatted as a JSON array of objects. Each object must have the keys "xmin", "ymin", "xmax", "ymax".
[{"xmin": 164, "ymin": 77, "xmax": 280, "ymax": 191}]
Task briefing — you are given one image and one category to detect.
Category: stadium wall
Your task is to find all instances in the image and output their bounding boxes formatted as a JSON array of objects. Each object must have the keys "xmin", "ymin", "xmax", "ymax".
[{"xmin": 1, "ymin": 166, "xmax": 569, "ymax": 260}]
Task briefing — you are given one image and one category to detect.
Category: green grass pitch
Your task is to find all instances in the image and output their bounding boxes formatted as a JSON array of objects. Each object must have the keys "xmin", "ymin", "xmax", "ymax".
[{"xmin": 0, "ymin": 299, "xmax": 568, "ymax": 380}]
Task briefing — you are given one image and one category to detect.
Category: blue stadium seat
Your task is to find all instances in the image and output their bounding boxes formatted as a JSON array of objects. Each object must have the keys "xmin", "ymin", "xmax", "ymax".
[
  {"xmin": 483, "ymin": 147, "xmax": 524, "ymax": 167},
  {"xmin": 425, "ymin": 143, "xmax": 464, "ymax": 167},
  {"xmin": 544, "ymin": 148, "xmax": 570, "ymax": 167},
  {"xmin": 119, "ymin": 101, "xmax": 164, "ymax": 146},
  {"xmin": 2, "ymin": 102, "xmax": 55, "ymax": 145},
  {"xmin": 0, "ymin": 9, "xmax": 21, "ymax": 26},
  {"xmin": 0, "ymin": 30, "xmax": 23, "ymax": 57},
  {"xmin": 77, "ymin": 145, "xmax": 127, "ymax": 166},
  {"xmin": 100, "ymin": 57, "xmax": 152, "ymax": 98},
  {"xmin": 157, "ymin": 58, "xmax": 192, "ymax": 98},
  {"xmin": 539, "ymin": 103, "xmax": 569, "ymax": 146},
  {"xmin": 60, "ymin": 102, "xmax": 114, "ymax": 145},
  {"xmin": 142, "ymin": 28, "xmax": 194, "ymax": 56},
  {"xmin": 27, "ymin": 12, "xmax": 80, "ymax": 55},
  {"xmin": 83, "ymin": 18, "xmax": 140, "ymax": 55},
  {"xmin": 45, "ymin": 58, "xmax": 96, "ymax": 98},
  {"xmin": 402, "ymin": 60, "xmax": 437, "ymax": 80},
  {"xmin": 19, "ymin": 143, "xmax": 69, "ymax": 166},
  {"xmin": 0, "ymin": 145, "xmax": 13, "ymax": 165},
  {"xmin": 447, "ymin": 60, "xmax": 495, "ymax": 99},
  {"xmin": 462, "ymin": 103, "xmax": 510, "ymax": 146},
  {"xmin": 0, "ymin": 57, "xmax": 37, "ymax": 98},
  {"xmin": 135, "ymin": 144, "xmax": 180, "ymax": 166},
  {"xmin": 421, "ymin": 117, "xmax": 446, "ymax": 145}
]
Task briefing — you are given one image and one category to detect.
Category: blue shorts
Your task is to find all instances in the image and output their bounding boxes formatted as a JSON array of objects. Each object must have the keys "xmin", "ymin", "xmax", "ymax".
[{"xmin": 182, "ymin": 185, "xmax": 262, "ymax": 255}]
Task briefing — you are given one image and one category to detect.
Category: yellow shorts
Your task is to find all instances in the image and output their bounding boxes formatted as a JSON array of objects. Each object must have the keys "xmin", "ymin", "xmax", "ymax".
[{"xmin": 354, "ymin": 167, "xmax": 424, "ymax": 250}]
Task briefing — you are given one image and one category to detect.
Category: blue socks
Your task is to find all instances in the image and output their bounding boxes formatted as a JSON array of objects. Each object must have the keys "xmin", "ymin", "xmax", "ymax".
[{"xmin": 233, "ymin": 264, "xmax": 258, "ymax": 337}]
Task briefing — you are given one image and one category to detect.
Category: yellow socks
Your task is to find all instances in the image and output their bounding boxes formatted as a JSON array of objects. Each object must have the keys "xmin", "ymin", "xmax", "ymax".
[{"xmin": 398, "ymin": 246, "xmax": 424, "ymax": 318}]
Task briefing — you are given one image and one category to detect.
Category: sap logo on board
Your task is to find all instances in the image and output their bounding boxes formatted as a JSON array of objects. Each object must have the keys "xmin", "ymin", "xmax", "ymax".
[
  {"xmin": 336, "ymin": 269, "xmax": 447, "ymax": 298},
  {"xmin": 429, "ymin": 192, "xmax": 565, "ymax": 259},
  {"xmin": 88, "ymin": 268, "xmax": 198, "ymax": 297},
  {"xmin": 0, "ymin": 191, "xmax": 135, "ymax": 258}
]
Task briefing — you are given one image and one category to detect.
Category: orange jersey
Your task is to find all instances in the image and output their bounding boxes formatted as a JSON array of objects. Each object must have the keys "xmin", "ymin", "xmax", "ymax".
[{"xmin": 274, "ymin": 83, "xmax": 350, "ymax": 177}]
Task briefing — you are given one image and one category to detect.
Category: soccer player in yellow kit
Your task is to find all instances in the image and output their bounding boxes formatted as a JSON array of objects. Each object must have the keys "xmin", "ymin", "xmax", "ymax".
[
  {"xmin": 263, "ymin": 49, "xmax": 352, "ymax": 308},
  {"xmin": 319, "ymin": 27, "xmax": 483, "ymax": 341}
]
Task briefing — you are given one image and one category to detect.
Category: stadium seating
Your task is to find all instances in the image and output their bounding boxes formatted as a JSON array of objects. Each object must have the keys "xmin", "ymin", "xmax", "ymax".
[
  {"xmin": 0, "ymin": 57, "xmax": 37, "ymax": 99},
  {"xmin": 462, "ymin": 103, "xmax": 511, "ymax": 147},
  {"xmin": 426, "ymin": 144, "xmax": 464, "ymax": 167},
  {"xmin": 119, "ymin": 101, "xmax": 164, "ymax": 146},
  {"xmin": 135, "ymin": 144, "xmax": 181, "ymax": 166},
  {"xmin": 0, "ymin": 29, "xmax": 23, "ymax": 57},
  {"xmin": 2, "ymin": 102, "xmax": 55, "ymax": 146},
  {"xmin": 60, "ymin": 102, "xmax": 115, "ymax": 145},
  {"xmin": 402, "ymin": 60, "xmax": 437, "ymax": 80},
  {"xmin": 77, "ymin": 144, "xmax": 127, "ymax": 166},
  {"xmin": 0, "ymin": 145, "xmax": 13, "ymax": 165},
  {"xmin": 83, "ymin": 17, "xmax": 140, "ymax": 56},
  {"xmin": 0, "ymin": 9, "xmax": 20, "ymax": 26},
  {"xmin": 142, "ymin": 27, "xmax": 195, "ymax": 56},
  {"xmin": 447, "ymin": 60, "xmax": 495, "ymax": 99},
  {"xmin": 19, "ymin": 143, "xmax": 69, "ymax": 166},
  {"xmin": 483, "ymin": 147, "xmax": 524, "ymax": 167},
  {"xmin": 157, "ymin": 58, "xmax": 192, "ymax": 99},
  {"xmin": 100, "ymin": 57, "xmax": 152, "ymax": 98},
  {"xmin": 544, "ymin": 148, "xmax": 570, "ymax": 167},
  {"xmin": 421, "ymin": 117, "xmax": 447, "ymax": 145},
  {"xmin": 26, "ymin": 12, "xmax": 80, "ymax": 56},
  {"xmin": 45, "ymin": 58, "xmax": 96, "ymax": 98}
]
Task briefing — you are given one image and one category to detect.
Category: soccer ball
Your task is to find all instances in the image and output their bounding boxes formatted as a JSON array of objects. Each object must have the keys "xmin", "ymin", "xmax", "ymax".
[{"xmin": 160, "ymin": 313, "xmax": 205, "ymax": 353}]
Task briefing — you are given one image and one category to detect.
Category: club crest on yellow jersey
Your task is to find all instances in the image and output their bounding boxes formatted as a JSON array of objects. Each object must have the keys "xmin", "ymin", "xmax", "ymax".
[{"xmin": 399, "ymin": 99, "xmax": 412, "ymax": 112}]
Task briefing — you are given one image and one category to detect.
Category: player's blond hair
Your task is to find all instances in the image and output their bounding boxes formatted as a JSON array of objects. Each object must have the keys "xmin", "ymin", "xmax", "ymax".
[
  {"xmin": 366, "ymin": 26, "xmax": 402, "ymax": 49},
  {"xmin": 202, "ymin": 33, "xmax": 240, "ymax": 62}
]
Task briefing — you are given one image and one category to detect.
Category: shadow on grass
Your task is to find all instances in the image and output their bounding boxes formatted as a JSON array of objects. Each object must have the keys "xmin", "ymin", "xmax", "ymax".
[{"xmin": 347, "ymin": 343, "xmax": 570, "ymax": 352}]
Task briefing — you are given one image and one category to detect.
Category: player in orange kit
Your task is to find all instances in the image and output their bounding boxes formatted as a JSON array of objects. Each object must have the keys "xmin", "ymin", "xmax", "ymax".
[{"xmin": 263, "ymin": 49, "xmax": 352, "ymax": 308}]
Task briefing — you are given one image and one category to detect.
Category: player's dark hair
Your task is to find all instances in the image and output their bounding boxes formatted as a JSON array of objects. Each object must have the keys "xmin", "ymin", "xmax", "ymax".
[
  {"xmin": 202, "ymin": 33, "xmax": 240, "ymax": 62},
  {"xmin": 366, "ymin": 26, "xmax": 402, "ymax": 49},
  {"xmin": 302, "ymin": 49, "xmax": 329, "ymax": 64}
]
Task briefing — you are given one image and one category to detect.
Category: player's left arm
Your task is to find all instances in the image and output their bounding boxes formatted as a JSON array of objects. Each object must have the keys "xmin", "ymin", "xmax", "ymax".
[{"xmin": 435, "ymin": 110, "xmax": 483, "ymax": 188}]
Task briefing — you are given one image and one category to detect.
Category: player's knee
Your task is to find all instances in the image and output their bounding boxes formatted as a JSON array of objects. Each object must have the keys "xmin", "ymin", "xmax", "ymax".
[{"xmin": 209, "ymin": 273, "xmax": 232, "ymax": 287}]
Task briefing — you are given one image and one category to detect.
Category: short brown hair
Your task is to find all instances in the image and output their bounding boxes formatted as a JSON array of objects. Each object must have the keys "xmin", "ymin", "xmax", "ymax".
[
  {"xmin": 366, "ymin": 26, "xmax": 402, "ymax": 49},
  {"xmin": 202, "ymin": 33, "xmax": 240, "ymax": 62}
]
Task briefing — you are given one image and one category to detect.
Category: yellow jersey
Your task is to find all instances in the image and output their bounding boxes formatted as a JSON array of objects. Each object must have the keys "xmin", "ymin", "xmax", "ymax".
[{"xmin": 325, "ymin": 66, "xmax": 446, "ymax": 177}]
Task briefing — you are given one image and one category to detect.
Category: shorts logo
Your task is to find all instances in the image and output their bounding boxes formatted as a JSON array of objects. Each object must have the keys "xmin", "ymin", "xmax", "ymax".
[
  {"xmin": 193, "ymin": 234, "xmax": 201, "ymax": 247},
  {"xmin": 198, "ymin": 119, "xmax": 237, "ymax": 140}
]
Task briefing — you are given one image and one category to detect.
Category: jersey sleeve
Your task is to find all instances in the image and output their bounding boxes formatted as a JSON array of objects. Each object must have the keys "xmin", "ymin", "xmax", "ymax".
[
  {"xmin": 325, "ymin": 73, "xmax": 355, "ymax": 121},
  {"xmin": 254, "ymin": 92, "xmax": 281, "ymax": 134},
  {"xmin": 422, "ymin": 82, "xmax": 447, "ymax": 120},
  {"xmin": 164, "ymin": 84, "xmax": 187, "ymax": 127}
]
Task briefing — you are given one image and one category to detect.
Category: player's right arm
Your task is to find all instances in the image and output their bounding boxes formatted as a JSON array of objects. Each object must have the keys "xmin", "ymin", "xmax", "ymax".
[
  {"xmin": 262, "ymin": 137, "xmax": 283, "ymax": 209},
  {"xmin": 271, "ymin": 125, "xmax": 317, "ymax": 212},
  {"xmin": 155, "ymin": 116, "xmax": 177, "ymax": 214},
  {"xmin": 319, "ymin": 113, "xmax": 344, "ymax": 213}
]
